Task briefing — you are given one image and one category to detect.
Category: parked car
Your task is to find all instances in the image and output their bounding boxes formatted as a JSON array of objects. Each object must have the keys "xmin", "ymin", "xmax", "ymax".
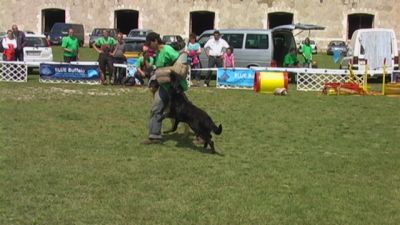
[
  {"xmin": 298, "ymin": 39, "xmax": 317, "ymax": 54},
  {"xmin": 197, "ymin": 27, "xmax": 296, "ymax": 68},
  {"xmin": 48, "ymin": 23, "xmax": 84, "ymax": 46},
  {"xmin": 89, "ymin": 28, "xmax": 118, "ymax": 48},
  {"xmin": 162, "ymin": 35, "xmax": 185, "ymax": 51},
  {"xmin": 340, "ymin": 28, "xmax": 399, "ymax": 71},
  {"xmin": 123, "ymin": 38, "xmax": 145, "ymax": 59},
  {"xmin": 126, "ymin": 28, "xmax": 153, "ymax": 41},
  {"xmin": 326, "ymin": 40, "xmax": 348, "ymax": 55},
  {"xmin": 23, "ymin": 34, "xmax": 53, "ymax": 72}
]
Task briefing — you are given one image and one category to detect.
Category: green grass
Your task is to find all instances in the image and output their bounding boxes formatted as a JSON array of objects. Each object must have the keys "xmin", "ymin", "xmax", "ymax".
[{"xmin": 1, "ymin": 74, "xmax": 400, "ymax": 224}]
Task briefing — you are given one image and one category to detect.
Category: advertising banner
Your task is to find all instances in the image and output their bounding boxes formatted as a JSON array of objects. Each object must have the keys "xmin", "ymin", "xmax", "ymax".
[
  {"xmin": 39, "ymin": 63, "xmax": 101, "ymax": 81},
  {"xmin": 217, "ymin": 68, "xmax": 256, "ymax": 88}
]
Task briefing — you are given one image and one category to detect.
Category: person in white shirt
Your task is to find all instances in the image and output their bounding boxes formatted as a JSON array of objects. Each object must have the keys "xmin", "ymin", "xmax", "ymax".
[
  {"xmin": 2, "ymin": 30, "xmax": 18, "ymax": 61},
  {"xmin": 203, "ymin": 30, "xmax": 229, "ymax": 87}
]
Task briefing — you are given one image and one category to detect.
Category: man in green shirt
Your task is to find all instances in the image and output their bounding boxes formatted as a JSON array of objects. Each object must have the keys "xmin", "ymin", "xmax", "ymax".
[
  {"xmin": 302, "ymin": 37, "xmax": 313, "ymax": 68},
  {"xmin": 61, "ymin": 28, "xmax": 79, "ymax": 62},
  {"xmin": 93, "ymin": 30, "xmax": 117, "ymax": 85},
  {"xmin": 142, "ymin": 32, "xmax": 188, "ymax": 145}
]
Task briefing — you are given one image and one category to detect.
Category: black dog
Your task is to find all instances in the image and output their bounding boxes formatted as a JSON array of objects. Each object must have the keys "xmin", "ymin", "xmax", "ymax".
[{"xmin": 159, "ymin": 79, "xmax": 222, "ymax": 152}]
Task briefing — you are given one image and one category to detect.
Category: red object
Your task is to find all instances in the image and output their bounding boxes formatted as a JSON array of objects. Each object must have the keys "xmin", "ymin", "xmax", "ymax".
[
  {"xmin": 4, "ymin": 44, "xmax": 15, "ymax": 61},
  {"xmin": 271, "ymin": 60, "xmax": 277, "ymax": 67}
]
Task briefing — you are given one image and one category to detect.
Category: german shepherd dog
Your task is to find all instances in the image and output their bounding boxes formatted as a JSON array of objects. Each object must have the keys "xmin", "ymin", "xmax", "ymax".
[{"xmin": 159, "ymin": 76, "xmax": 222, "ymax": 152}]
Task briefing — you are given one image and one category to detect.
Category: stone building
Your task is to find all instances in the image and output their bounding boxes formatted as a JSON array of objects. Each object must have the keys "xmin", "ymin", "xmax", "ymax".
[{"xmin": 1, "ymin": 0, "xmax": 399, "ymax": 49}]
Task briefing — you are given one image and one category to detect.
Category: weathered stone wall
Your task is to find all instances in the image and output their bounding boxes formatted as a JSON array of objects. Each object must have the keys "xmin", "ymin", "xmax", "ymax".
[{"xmin": 1, "ymin": 0, "xmax": 399, "ymax": 50}]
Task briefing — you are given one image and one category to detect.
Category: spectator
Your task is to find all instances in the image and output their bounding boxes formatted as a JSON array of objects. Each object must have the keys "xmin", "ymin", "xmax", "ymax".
[
  {"xmin": 111, "ymin": 33, "xmax": 127, "ymax": 84},
  {"xmin": 302, "ymin": 37, "xmax": 313, "ymax": 68},
  {"xmin": 93, "ymin": 30, "xmax": 117, "ymax": 85},
  {"xmin": 11, "ymin": 25, "xmax": 26, "ymax": 61},
  {"xmin": 134, "ymin": 50, "xmax": 154, "ymax": 86},
  {"xmin": 186, "ymin": 33, "xmax": 202, "ymax": 86},
  {"xmin": 61, "ymin": 28, "xmax": 79, "ymax": 63},
  {"xmin": 203, "ymin": 30, "xmax": 229, "ymax": 87},
  {"xmin": 223, "ymin": 47, "xmax": 235, "ymax": 69},
  {"xmin": 2, "ymin": 30, "xmax": 17, "ymax": 61},
  {"xmin": 141, "ymin": 32, "xmax": 188, "ymax": 145},
  {"xmin": 282, "ymin": 47, "xmax": 299, "ymax": 67}
]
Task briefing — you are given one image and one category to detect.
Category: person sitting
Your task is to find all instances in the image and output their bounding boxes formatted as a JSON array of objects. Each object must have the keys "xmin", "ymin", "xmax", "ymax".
[
  {"xmin": 283, "ymin": 48, "xmax": 299, "ymax": 67},
  {"xmin": 134, "ymin": 50, "xmax": 154, "ymax": 86}
]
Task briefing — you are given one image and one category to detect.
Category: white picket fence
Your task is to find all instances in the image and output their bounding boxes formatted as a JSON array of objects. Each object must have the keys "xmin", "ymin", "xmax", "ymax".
[{"xmin": 0, "ymin": 61, "xmax": 28, "ymax": 82}]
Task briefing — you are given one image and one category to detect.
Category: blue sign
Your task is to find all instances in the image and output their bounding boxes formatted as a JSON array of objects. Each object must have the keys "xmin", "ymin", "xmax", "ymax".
[
  {"xmin": 40, "ymin": 63, "xmax": 101, "ymax": 80},
  {"xmin": 217, "ymin": 68, "xmax": 256, "ymax": 88},
  {"xmin": 127, "ymin": 58, "xmax": 138, "ymax": 77}
]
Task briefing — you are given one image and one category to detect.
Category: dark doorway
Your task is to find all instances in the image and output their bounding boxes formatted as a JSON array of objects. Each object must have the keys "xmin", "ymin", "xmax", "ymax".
[
  {"xmin": 268, "ymin": 12, "xmax": 293, "ymax": 29},
  {"xmin": 190, "ymin": 11, "xmax": 215, "ymax": 36},
  {"xmin": 348, "ymin": 13, "xmax": 374, "ymax": 39},
  {"xmin": 115, "ymin": 10, "xmax": 139, "ymax": 35},
  {"xmin": 42, "ymin": 8, "xmax": 65, "ymax": 34}
]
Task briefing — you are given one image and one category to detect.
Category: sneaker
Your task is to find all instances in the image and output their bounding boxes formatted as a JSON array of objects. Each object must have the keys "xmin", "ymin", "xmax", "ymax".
[{"xmin": 141, "ymin": 138, "xmax": 162, "ymax": 145}]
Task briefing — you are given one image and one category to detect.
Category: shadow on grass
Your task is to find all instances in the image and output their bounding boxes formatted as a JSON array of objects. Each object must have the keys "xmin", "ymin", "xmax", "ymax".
[{"xmin": 162, "ymin": 132, "xmax": 224, "ymax": 156}]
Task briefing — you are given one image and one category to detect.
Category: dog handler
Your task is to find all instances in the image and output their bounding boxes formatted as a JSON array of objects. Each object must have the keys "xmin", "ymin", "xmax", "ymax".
[{"xmin": 142, "ymin": 32, "xmax": 188, "ymax": 145}]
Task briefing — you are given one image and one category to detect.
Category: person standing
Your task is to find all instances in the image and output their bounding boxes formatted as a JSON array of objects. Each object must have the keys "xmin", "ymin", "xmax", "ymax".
[
  {"xmin": 186, "ymin": 33, "xmax": 202, "ymax": 86},
  {"xmin": 142, "ymin": 32, "xmax": 188, "ymax": 144},
  {"xmin": 61, "ymin": 28, "xmax": 79, "ymax": 63},
  {"xmin": 302, "ymin": 37, "xmax": 313, "ymax": 68},
  {"xmin": 203, "ymin": 30, "xmax": 229, "ymax": 87},
  {"xmin": 11, "ymin": 25, "xmax": 26, "ymax": 61},
  {"xmin": 2, "ymin": 30, "xmax": 17, "ymax": 61},
  {"xmin": 93, "ymin": 30, "xmax": 117, "ymax": 85},
  {"xmin": 111, "ymin": 32, "xmax": 127, "ymax": 84},
  {"xmin": 223, "ymin": 47, "xmax": 235, "ymax": 69}
]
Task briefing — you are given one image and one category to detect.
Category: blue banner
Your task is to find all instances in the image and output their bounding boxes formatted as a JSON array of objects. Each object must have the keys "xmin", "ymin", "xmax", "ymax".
[
  {"xmin": 40, "ymin": 63, "xmax": 101, "ymax": 80},
  {"xmin": 217, "ymin": 68, "xmax": 256, "ymax": 88}
]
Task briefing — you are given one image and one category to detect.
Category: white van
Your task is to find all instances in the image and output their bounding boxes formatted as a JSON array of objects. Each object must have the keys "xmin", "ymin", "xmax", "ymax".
[
  {"xmin": 197, "ymin": 24, "xmax": 324, "ymax": 68},
  {"xmin": 341, "ymin": 28, "xmax": 399, "ymax": 71}
]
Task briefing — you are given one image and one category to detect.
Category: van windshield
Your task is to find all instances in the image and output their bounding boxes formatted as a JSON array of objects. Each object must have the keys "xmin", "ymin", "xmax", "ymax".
[{"xmin": 51, "ymin": 24, "xmax": 70, "ymax": 35}]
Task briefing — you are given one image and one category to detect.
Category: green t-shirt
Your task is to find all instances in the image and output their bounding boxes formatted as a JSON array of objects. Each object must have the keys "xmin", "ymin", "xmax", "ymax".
[
  {"xmin": 61, "ymin": 36, "xmax": 79, "ymax": 57},
  {"xmin": 95, "ymin": 37, "xmax": 117, "ymax": 53},
  {"xmin": 135, "ymin": 56, "xmax": 154, "ymax": 69},
  {"xmin": 302, "ymin": 44, "xmax": 313, "ymax": 63},
  {"xmin": 283, "ymin": 53, "xmax": 298, "ymax": 67},
  {"xmin": 154, "ymin": 45, "xmax": 188, "ymax": 91},
  {"xmin": 154, "ymin": 45, "xmax": 179, "ymax": 68}
]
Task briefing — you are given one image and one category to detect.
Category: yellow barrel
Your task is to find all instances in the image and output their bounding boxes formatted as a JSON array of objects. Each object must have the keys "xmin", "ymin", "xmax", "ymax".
[{"xmin": 254, "ymin": 71, "xmax": 288, "ymax": 93}]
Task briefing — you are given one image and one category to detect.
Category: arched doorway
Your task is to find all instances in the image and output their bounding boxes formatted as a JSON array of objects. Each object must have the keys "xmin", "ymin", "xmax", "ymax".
[
  {"xmin": 114, "ymin": 10, "xmax": 139, "ymax": 35},
  {"xmin": 42, "ymin": 8, "xmax": 65, "ymax": 34},
  {"xmin": 190, "ymin": 11, "xmax": 215, "ymax": 36},
  {"xmin": 268, "ymin": 12, "xmax": 293, "ymax": 29},
  {"xmin": 348, "ymin": 13, "xmax": 374, "ymax": 39}
]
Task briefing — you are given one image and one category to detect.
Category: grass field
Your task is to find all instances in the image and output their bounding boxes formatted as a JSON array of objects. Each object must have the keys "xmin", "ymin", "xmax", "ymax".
[{"xmin": 1, "ymin": 47, "xmax": 400, "ymax": 224}]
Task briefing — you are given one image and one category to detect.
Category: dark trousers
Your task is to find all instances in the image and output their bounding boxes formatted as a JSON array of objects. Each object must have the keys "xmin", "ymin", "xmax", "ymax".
[
  {"xmin": 191, "ymin": 63, "xmax": 201, "ymax": 81},
  {"xmin": 113, "ymin": 57, "xmax": 126, "ymax": 85},
  {"xmin": 14, "ymin": 49, "xmax": 24, "ymax": 61},
  {"xmin": 64, "ymin": 56, "xmax": 77, "ymax": 63},
  {"xmin": 98, "ymin": 53, "xmax": 114, "ymax": 80},
  {"xmin": 205, "ymin": 56, "xmax": 223, "ymax": 86}
]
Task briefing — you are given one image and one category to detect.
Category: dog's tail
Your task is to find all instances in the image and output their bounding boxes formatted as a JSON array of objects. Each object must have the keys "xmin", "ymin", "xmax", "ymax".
[{"xmin": 213, "ymin": 124, "xmax": 223, "ymax": 135}]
